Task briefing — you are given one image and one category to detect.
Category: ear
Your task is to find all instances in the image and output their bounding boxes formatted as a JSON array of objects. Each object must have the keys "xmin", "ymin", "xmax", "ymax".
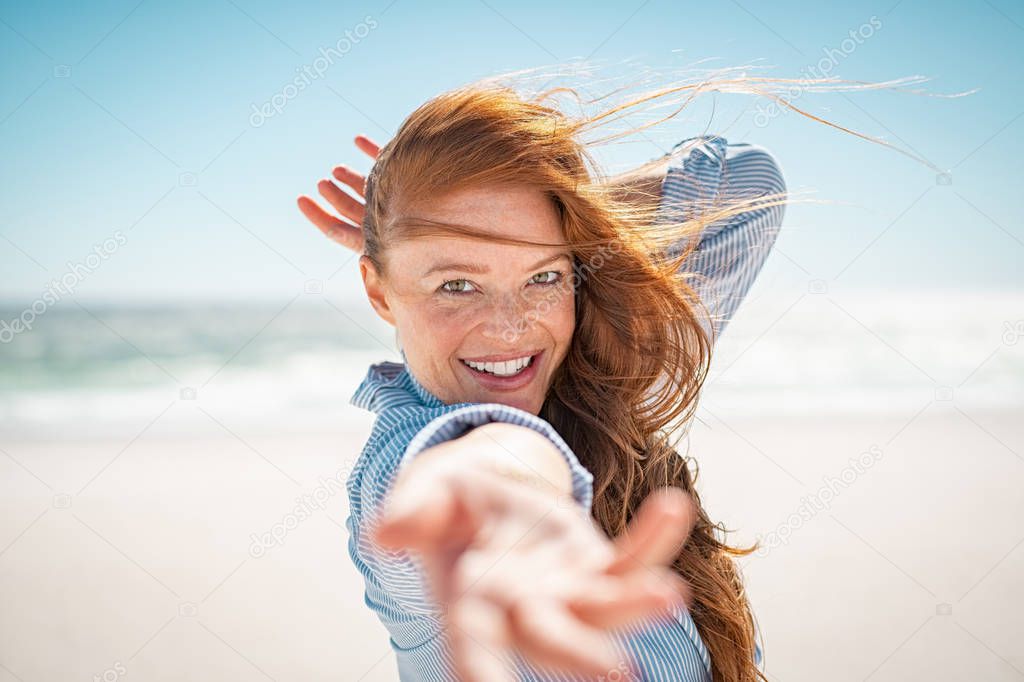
[{"xmin": 360, "ymin": 255, "xmax": 396, "ymax": 326}]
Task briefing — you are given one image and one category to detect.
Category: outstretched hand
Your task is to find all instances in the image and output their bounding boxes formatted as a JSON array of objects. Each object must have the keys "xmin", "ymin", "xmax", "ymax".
[
  {"xmin": 370, "ymin": 456, "xmax": 697, "ymax": 681},
  {"xmin": 296, "ymin": 134, "xmax": 381, "ymax": 253}
]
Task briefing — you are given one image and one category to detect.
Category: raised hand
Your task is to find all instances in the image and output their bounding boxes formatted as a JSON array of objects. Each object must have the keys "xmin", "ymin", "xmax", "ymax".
[
  {"xmin": 296, "ymin": 134, "xmax": 382, "ymax": 253},
  {"xmin": 371, "ymin": 447, "xmax": 696, "ymax": 682}
]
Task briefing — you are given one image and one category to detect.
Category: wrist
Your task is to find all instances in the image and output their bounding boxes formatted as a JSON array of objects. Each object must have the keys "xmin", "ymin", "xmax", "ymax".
[{"xmin": 458, "ymin": 422, "xmax": 572, "ymax": 499}]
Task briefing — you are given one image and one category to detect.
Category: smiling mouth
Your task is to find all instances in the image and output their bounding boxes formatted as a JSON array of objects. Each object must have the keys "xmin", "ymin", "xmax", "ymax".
[{"xmin": 459, "ymin": 353, "xmax": 538, "ymax": 377}]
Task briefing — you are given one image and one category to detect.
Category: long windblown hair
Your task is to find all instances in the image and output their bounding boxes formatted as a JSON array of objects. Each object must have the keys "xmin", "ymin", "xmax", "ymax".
[{"xmin": 359, "ymin": 64, "xmax": 951, "ymax": 681}]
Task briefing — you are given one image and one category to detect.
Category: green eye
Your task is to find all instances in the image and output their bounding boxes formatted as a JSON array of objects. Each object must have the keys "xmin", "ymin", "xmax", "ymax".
[
  {"xmin": 441, "ymin": 279, "xmax": 476, "ymax": 294},
  {"xmin": 530, "ymin": 271, "xmax": 561, "ymax": 285}
]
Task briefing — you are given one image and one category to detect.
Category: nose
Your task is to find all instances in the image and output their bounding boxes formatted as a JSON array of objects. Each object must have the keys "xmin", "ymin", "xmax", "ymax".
[{"xmin": 479, "ymin": 290, "xmax": 531, "ymax": 345}]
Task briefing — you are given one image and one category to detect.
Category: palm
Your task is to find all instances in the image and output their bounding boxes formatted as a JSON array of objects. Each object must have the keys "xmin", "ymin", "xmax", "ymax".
[
  {"xmin": 372, "ymin": 466, "xmax": 695, "ymax": 681},
  {"xmin": 296, "ymin": 134, "xmax": 382, "ymax": 253}
]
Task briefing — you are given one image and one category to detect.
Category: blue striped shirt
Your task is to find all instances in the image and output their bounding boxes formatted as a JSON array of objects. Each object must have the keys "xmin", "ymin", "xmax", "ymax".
[{"xmin": 346, "ymin": 135, "xmax": 786, "ymax": 681}]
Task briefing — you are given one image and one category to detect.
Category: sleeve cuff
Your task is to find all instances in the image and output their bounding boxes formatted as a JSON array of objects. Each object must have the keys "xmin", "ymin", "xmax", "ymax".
[{"xmin": 400, "ymin": 403, "xmax": 595, "ymax": 513}]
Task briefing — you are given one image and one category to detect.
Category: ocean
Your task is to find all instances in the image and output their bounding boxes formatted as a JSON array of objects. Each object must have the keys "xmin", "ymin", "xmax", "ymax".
[{"xmin": 1, "ymin": 291, "xmax": 1021, "ymax": 440}]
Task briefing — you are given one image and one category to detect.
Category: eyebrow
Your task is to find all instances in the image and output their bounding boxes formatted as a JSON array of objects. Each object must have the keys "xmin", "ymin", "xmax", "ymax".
[{"xmin": 422, "ymin": 252, "xmax": 571, "ymax": 277}]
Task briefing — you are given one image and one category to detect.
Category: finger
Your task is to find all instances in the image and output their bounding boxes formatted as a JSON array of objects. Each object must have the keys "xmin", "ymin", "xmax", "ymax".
[
  {"xmin": 448, "ymin": 594, "xmax": 513, "ymax": 682},
  {"xmin": 296, "ymin": 195, "xmax": 363, "ymax": 252},
  {"xmin": 375, "ymin": 467, "xmax": 491, "ymax": 560},
  {"xmin": 371, "ymin": 475, "xmax": 461, "ymax": 552},
  {"xmin": 605, "ymin": 486, "xmax": 697, "ymax": 576},
  {"xmin": 355, "ymin": 134, "xmax": 381, "ymax": 159},
  {"xmin": 565, "ymin": 570, "xmax": 689, "ymax": 628},
  {"xmin": 316, "ymin": 177, "xmax": 366, "ymax": 226},
  {"xmin": 332, "ymin": 165, "xmax": 368, "ymax": 198},
  {"xmin": 414, "ymin": 547, "xmax": 452, "ymax": 606},
  {"xmin": 509, "ymin": 599, "xmax": 625, "ymax": 679}
]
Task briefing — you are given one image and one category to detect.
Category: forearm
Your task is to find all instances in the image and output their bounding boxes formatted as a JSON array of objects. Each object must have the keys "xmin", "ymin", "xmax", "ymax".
[
  {"xmin": 602, "ymin": 155, "xmax": 671, "ymax": 212},
  {"xmin": 397, "ymin": 421, "xmax": 573, "ymax": 502}
]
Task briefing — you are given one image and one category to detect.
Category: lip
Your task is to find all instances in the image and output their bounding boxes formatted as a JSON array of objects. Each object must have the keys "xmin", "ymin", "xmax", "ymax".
[
  {"xmin": 459, "ymin": 349, "xmax": 543, "ymax": 363},
  {"xmin": 459, "ymin": 350, "xmax": 543, "ymax": 392}
]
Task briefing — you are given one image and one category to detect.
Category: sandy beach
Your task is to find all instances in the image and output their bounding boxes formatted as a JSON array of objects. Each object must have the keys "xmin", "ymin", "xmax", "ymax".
[{"xmin": 1, "ymin": 405, "xmax": 1021, "ymax": 681}]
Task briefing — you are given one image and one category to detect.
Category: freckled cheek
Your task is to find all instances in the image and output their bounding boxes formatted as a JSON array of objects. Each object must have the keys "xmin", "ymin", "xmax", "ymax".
[
  {"xmin": 559, "ymin": 307, "xmax": 576, "ymax": 343},
  {"xmin": 429, "ymin": 301, "xmax": 485, "ymax": 330},
  {"xmin": 403, "ymin": 302, "xmax": 482, "ymax": 359},
  {"xmin": 543, "ymin": 293, "xmax": 576, "ymax": 349}
]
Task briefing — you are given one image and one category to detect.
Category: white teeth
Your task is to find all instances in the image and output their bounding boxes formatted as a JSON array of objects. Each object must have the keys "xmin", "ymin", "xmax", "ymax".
[{"xmin": 463, "ymin": 355, "xmax": 533, "ymax": 376}]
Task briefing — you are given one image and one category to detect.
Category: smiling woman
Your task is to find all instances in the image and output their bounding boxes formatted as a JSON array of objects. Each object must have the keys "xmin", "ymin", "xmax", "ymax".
[
  {"xmin": 295, "ymin": 67, "xmax": 901, "ymax": 682},
  {"xmin": 361, "ymin": 183, "xmax": 575, "ymax": 414}
]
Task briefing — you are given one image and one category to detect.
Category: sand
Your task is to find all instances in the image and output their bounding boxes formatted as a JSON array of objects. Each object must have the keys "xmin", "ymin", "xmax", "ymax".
[{"xmin": 0, "ymin": 407, "xmax": 1021, "ymax": 681}]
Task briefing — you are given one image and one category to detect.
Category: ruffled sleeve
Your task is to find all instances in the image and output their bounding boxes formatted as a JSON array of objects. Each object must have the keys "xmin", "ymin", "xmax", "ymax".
[{"xmin": 658, "ymin": 135, "xmax": 787, "ymax": 340}]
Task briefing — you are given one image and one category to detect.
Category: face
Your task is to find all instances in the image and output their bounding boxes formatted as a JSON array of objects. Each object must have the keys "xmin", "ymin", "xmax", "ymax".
[{"xmin": 361, "ymin": 184, "xmax": 576, "ymax": 415}]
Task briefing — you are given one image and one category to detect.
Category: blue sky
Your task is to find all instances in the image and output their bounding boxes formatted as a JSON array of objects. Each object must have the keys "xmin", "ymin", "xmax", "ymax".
[{"xmin": 1, "ymin": 0, "xmax": 1021, "ymax": 305}]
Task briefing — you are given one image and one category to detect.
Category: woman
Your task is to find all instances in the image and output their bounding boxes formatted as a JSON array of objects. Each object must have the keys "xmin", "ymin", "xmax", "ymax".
[{"xmin": 297, "ymin": 79, "xmax": 788, "ymax": 681}]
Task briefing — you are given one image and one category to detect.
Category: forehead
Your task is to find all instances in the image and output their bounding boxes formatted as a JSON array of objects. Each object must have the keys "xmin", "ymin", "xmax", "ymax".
[{"xmin": 404, "ymin": 183, "xmax": 565, "ymax": 246}]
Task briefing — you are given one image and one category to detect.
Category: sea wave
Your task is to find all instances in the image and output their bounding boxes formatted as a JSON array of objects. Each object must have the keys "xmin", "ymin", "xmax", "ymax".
[{"xmin": 1, "ymin": 292, "xmax": 1020, "ymax": 438}]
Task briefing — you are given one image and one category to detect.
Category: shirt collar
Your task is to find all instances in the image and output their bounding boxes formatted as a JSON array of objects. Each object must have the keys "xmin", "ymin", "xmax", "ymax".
[
  {"xmin": 399, "ymin": 348, "xmax": 444, "ymax": 405},
  {"xmin": 349, "ymin": 349, "xmax": 445, "ymax": 413}
]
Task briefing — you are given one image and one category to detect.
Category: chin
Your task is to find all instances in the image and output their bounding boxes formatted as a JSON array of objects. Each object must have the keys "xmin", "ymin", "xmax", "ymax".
[{"xmin": 481, "ymin": 389, "xmax": 542, "ymax": 415}]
